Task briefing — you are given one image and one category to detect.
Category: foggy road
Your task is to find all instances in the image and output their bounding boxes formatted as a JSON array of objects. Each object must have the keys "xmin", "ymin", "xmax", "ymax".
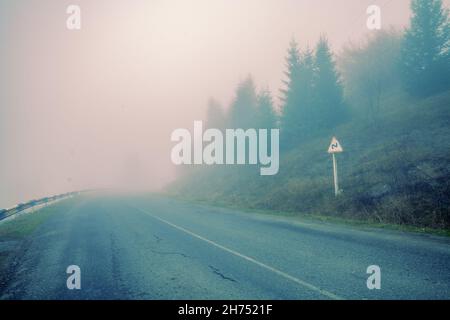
[{"xmin": 1, "ymin": 195, "xmax": 450, "ymax": 300}]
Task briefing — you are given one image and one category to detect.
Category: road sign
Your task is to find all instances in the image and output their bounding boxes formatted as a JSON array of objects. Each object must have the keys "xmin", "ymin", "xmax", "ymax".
[
  {"xmin": 328, "ymin": 137, "xmax": 343, "ymax": 154},
  {"xmin": 328, "ymin": 137, "xmax": 343, "ymax": 197}
]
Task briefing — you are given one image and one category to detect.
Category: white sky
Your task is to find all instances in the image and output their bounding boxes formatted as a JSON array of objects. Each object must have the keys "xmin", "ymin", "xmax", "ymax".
[{"xmin": 0, "ymin": 0, "xmax": 448, "ymax": 208}]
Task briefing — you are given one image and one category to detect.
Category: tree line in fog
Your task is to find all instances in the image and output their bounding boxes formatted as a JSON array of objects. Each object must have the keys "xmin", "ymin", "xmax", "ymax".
[{"xmin": 204, "ymin": 0, "xmax": 450, "ymax": 151}]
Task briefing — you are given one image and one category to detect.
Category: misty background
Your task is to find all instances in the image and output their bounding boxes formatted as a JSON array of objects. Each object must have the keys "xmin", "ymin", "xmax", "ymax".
[{"xmin": 0, "ymin": 0, "xmax": 445, "ymax": 208}]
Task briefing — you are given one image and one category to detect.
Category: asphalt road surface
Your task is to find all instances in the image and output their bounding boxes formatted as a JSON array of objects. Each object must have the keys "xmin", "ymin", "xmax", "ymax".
[{"xmin": 1, "ymin": 195, "xmax": 449, "ymax": 300}]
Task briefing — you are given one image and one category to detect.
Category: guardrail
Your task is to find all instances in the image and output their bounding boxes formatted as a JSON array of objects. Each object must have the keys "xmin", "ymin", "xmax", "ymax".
[{"xmin": 0, "ymin": 191, "xmax": 83, "ymax": 222}]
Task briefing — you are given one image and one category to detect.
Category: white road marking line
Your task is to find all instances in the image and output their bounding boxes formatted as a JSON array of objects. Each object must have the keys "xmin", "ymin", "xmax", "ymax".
[{"xmin": 133, "ymin": 206, "xmax": 344, "ymax": 300}]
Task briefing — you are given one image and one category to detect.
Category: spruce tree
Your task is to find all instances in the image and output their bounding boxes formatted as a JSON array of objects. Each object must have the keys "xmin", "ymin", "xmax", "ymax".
[
  {"xmin": 228, "ymin": 76, "xmax": 258, "ymax": 129},
  {"xmin": 280, "ymin": 40, "xmax": 315, "ymax": 149},
  {"xmin": 314, "ymin": 36, "xmax": 346, "ymax": 128},
  {"xmin": 297, "ymin": 47, "xmax": 316, "ymax": 130},
  {"xmin": 256, "ymin": 89, "xmax": 277, "ymax": 129},
  {"xmin": 282, "ymin": 49, "xmax": 316, "ymax": 144},
  {"xmin": 205, "ymin": 98, "xmax": 226, "ymax": 130},
  {"xmin": 401, "ymin": 0, "xmax": 450, "ymax": 96}
]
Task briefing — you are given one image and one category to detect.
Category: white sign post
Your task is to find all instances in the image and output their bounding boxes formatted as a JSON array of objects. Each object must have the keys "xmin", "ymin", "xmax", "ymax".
[{"xmin": 328, "ymin": 137, "xmax": 343, "ymax": 197}]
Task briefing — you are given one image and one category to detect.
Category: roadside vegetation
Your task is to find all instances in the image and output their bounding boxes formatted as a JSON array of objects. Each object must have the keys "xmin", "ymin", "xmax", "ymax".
[
  {"xmin": 0, "ymin": 199, "xmax": 76, "ymax": 240},
  {"xmin": 169, "ymin": 0, "xmax": 450, "ymax": 232},
  {"xmin": 0, "ymin": 199, "xmax": 76, "ymax": 283}
]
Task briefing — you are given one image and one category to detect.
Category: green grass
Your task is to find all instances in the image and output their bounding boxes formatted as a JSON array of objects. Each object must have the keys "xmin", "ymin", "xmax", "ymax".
[
  {"xmin": 0, "ymin": 199, "xmax": 73, "ymax": 240},
  {"xmin": 0, "ymin": 198, "xmax": 77, "ymax": 284}
]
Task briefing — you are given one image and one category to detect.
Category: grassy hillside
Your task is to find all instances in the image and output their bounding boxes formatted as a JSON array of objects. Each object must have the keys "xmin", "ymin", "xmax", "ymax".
[{"xmin": 168, "ymin": 90, "xmax": 450, "ymax": 230}]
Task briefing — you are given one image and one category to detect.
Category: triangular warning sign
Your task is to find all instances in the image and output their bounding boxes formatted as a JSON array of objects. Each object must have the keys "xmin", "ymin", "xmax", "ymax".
[{"xmin": 328, "ymin": 137, "xmax": 343, "ymax": 153}]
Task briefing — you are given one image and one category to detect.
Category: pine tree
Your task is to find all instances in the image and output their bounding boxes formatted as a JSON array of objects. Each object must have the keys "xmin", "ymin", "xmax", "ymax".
[
  {"xmin": 314, "ymin": 36, "xmax": 346, "ymax": 128},
  {"xmin": 205, "ymin": 98, "xmax": 226, "ymax": 130},
  {"xmin": 255, "ymin": 89, "xmax": 277, "ymax": 155},
  {"xmin": 256, "ymin": 89, "xmax": 277, "ymax": 129},
  {"xmin": 401, "ymin": 0, "xmax": 450, "ymax": 96},
  {"xmin": 280, "ymin": 42, "xmax": 316, "ymax": 149},
  {"xmin": 297, "ymin": 47, "xmax": 316, "ymax": 128},
  {"xmin": 280, "ymin": 41, "xmax": 311, "ymax": 148},
  {"xmin": 280, "ymin": 39, "xmax": 301, "ymax": 111},
  {"xmin": 228, "ymin": 76, "xmax": 258, "ymax": 129}
]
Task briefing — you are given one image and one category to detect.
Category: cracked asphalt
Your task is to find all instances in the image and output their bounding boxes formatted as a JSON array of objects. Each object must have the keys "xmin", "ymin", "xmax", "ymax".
[{"xmin": 1, "ymin": 194, "xmax": 450, "ymax": 299}]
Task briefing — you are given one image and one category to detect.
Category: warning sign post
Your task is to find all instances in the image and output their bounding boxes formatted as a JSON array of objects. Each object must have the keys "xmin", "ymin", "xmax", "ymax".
[{"xmin": 328, "ymin": 137, "xmax": 343, "ymax": 197}]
